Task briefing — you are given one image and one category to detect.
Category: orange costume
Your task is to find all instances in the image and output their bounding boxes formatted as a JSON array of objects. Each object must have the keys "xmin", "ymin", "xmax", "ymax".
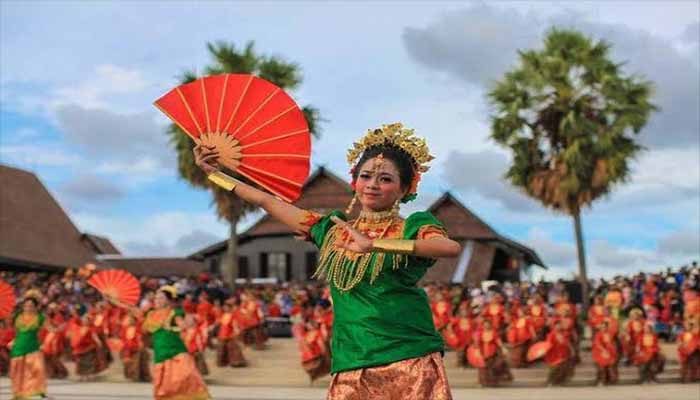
[
  {"xmin": 216, "ymin": 310, "xmax": 247, "ymax": 368},
  {"xmin": 677, "ymin": 328, "xmax": 700, "ymax": 383},
  {"xmin": 0, "ymin": 322, "xmax": 14, "ymax": 376},
  {"xmin": 182, "ymin": 324, "xmax": 209, "ymax": 376},
  {"xmin": 299, "ymin": 325, "xmax": 330, "ymax": 382},
  {"xmin": 70, "ymin": 322, "xmax": 108, "ymax": 376},
  {"xmin": 634, "ymin": 331, "xmax": 665, "ymax": 382},
  {"xmin": 40, "ymin": 324, "xmax": 68, "ymax": 379},
  {"xmin": 544, "ymin": 329, "xmax": 575, "ymax": 385},
  {"xmin": 506, "ymin": 315, "xmax": 535, "ymax": 367},
  {"xmin": 472, "ymin": 326, "xmax": 512, "ymax": 386},
  {"xmin": 121, "ymin": 320, "xmax": 151, "ymax": 382},
  {"xmin": 431, "ymin": 300, "xmax": 452, "ymax": 331},
  {"xmin": 592, "ymin": 329, "xmax": 619, "ymax": 384}
]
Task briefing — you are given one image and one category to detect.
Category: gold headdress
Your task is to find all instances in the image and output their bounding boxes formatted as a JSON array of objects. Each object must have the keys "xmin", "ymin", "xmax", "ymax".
[
  {"xmin": 347, "ymin": 123, "xmax": 434, "ymax": 203},
  {"xmin": 158, "ymin": 285, "xmax": 178, "ymax": 299},
  {"xmin": 24, "ymin": 289, "xmax": 42, "ymax": 303}
]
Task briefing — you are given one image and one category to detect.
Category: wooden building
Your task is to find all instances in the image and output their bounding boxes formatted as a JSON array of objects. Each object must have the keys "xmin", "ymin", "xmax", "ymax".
[{"xmin": 0, "ymin": 164, "xmax": 204, "ymax": 277}]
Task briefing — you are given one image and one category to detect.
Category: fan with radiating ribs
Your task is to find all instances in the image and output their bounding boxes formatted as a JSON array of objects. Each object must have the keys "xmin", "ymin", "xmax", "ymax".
[
  {"xmin": 88, "ymin": 269, "xmax": 141, "ymax": 306},
  {"xmin": 154, "ymin": 74, "xmax": 311, "ymax": 202},
  {"xmin": 466, "ymin": 346, "xmax": 485, "ymax": 368},
  {"xmin": 527, "ymin": 340, "xmax": 552, "ymax": 362},
  {"xmin": 0, "ymin": 279, "xmax": 16, "ymax": 319}
]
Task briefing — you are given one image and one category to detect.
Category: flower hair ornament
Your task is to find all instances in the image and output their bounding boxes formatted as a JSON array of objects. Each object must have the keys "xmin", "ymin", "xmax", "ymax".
[{"xmin": 347, "ymin": 122, "xmax": 434, "ymax": 203}]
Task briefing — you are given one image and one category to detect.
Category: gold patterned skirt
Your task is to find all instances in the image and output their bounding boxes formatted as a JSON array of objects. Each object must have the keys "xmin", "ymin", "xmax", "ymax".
[
  {"xmin": 326, "ymin": 352, "xmax": 452, "ymax": 400},
  {"xmin": 10, "ymin": 351, "xmax": 47, "ymax": 399},
  {"xmin": 152, "ymin": 353, "xmax": 210, "ymax": 400}
]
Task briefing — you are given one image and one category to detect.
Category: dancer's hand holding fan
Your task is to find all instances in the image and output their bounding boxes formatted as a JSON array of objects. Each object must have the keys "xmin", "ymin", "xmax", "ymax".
[
  {"xmin": 154, "ymin": 73, "xmax": 311, "ymax": 202},
  {"xmin": 88, "ymin": 269, "xmax": 141, "ymax": 309},
  {"xmin": 0, "ymin": 278, "xmax": 16, "ymax": 319}
]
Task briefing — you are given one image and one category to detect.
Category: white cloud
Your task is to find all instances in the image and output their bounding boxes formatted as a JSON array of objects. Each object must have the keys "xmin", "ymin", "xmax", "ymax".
[
  {"xmin": 658, "ymin": 230, "xmax": 700, "ymax": 256},
  {"xmin": 525, "ymin": 227, "xmax": 699, "ymax": 280},
  {"xmin": 402, "ymin": 4, "xmax": 700, "ymax": 149},
  {"xmin": 0, "ymin": 144, "xmax": 81, "ymax": 167},
  {"xmin": 73, "ymin": 211, "xmax": 228, "ymax": 257},
  {"xmin": 61, "ymin": 174, "xmax": 125, "ymax": 203},
  {"xmin": 50, "ymin": 64, "xmax": 149, "ymax": 110}
]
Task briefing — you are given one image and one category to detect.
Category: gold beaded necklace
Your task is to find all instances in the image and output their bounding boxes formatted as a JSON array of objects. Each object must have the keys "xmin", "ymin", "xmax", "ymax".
[{"xmin": 312, "ymin": 208, "xmax": 408, "ymax": 292}]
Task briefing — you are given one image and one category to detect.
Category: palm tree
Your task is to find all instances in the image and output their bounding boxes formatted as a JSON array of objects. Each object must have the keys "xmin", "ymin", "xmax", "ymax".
[
  {"xmin": 167, "ymin": 41, "xmax": 322, "ymax": 286},
  {"xmin": 488, "ymin": 29, "xmax": 656, "ymax": 308}
]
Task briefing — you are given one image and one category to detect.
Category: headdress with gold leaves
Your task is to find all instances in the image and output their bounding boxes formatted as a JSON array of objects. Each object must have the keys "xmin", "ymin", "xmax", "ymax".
[
  {"xmin": 347, "ymin": 123, "xmax": 434, "ymax": 203},
  {"xmin": 24, "ymin": 289, "xmax": 42, "ymax": 303},
  {"xmin": 158, "ymin": 285, "xmax": 178, "ymax": 300}
]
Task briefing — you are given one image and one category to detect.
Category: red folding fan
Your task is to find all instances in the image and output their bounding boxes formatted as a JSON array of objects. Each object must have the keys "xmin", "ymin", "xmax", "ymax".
[
  {"xmin": 466, "ymin": 346, "xmax": 485, "ymax": 368},
  {"xmin": 527, "ymin": 340, "xmax": 552, "ymax": 362},
  {"xmin": 0, "ymin": 279, "xmax": 16, "ymax": 319},
  {"xmin": 88, "ymin": 269, "xmax": 141, "ymax": 306},
  {"xmin": 154, "ymin": 74, "xmax": 311, "ymax": 202}
]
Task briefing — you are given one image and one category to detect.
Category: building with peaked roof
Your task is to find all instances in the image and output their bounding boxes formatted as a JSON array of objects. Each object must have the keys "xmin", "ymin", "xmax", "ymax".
[
  {"xmin": 0, "ymin": 164, "xmax": 120, "ymax": 271},
  {"xmin": 189, "ymin": 168, "xmax": 546, "ymax": 284},
  {"xmin": 0, "ymin": 164, "xmax": 207, "ymax": 277},
  {"xmin": 423, "ymin": 192, "xmax": 546, "ymax": 285},
  {"xmin": 189, "ymin": 166, "xmax": 359, "ymax": 281}
]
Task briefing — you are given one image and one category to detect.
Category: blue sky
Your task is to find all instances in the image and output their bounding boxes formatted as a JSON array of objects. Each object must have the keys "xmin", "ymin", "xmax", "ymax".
[{"xmin": 1, "ymin": 1, "xmax": 698, "ymax": 279}]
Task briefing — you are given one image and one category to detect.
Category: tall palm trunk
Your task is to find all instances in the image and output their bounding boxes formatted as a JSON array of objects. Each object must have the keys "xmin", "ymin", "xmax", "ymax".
[
  {"xmin": 572, "ymin": 210, "xmax": 589, "ymax": 310},
  {"xmin": 222, "ymin": 211, "xmax": 240, "ymax": 288}
]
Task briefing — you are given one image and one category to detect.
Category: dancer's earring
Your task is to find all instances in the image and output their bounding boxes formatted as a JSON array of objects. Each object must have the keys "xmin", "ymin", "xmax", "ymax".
[
  {"xmin": 391, "ymin": 198, "xmax": 400, "ymax": 217},
  {"xmin": 345, "ymin": 194, "xmax": 358, "ymax": 215}
]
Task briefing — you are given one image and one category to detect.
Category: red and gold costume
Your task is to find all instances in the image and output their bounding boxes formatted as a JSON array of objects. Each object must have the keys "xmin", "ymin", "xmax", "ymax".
[
  {"xmin": 40, "ymin": 322, "xmax": 68, "ymax": 379},
  {"xmin": 120, "ymin": 319, "xmax": 150, "ymax": 382},
  {"xmin": 544, "ymin": 329, "xmax": 575, "ymax": 385},
  {"xmin": 0, "ymin": 321, "xmax": 15, "ymax": 376},
  {"xmin": 182, "ymin": 323, "xmax": 209, "ymax": 376},
  {"xmin": 299, "ymin": 324, "xmax": 330, "ymax": 381},
  {"xmin": 592, "ymin": 329, "xmax": 619, "ymax": 385},
  {"xmin": 216, "ymin": 310, "xmax": 247, "ymax": 368},
  {"xmin": 473, "ymin": 326, "xmax": 512, "ymax": 386},
  {"xmin": 240, "ymin": 297, "xmax": 267, "ymax": 350},
  {"xmin": 677, "ymin": 326, "xmax": 700, "ymax": 383},
  {"xmin": 431, "ymin": 299, "xmax": 452, "ymax": 332},
  {"xmin": 70, "ymin": 321, "xmax": 108, "ymax": 376},
  {"xmin": 506, "ymin": 314, "xmax": 536, "ymax": 368},
  {"xmin": 623, "ymin": 315, "xmax": 646, "ymax": 363},
  {"xmin": 634, "ymin": 330, "xmax": 665, "ymax": 382}
]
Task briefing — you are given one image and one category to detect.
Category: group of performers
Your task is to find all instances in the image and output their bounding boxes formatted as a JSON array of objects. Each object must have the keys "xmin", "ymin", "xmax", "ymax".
[
  {"xmin": 431, "ymin": 285, "xmax": 700, "ymax": 386},
  {"xmin": 1, "ymin": 285, "xmax": 269, "ymax": 400}
]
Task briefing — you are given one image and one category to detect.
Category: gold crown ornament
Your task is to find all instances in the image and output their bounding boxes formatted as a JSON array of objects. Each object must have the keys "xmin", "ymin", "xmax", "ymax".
[
  {"xmin": 346, "ymin": 123, "xmax": 434, "ymax": 203},
  {"xmin": 158, "ymin": 285, "xmax": 178, "ymax": 299}
]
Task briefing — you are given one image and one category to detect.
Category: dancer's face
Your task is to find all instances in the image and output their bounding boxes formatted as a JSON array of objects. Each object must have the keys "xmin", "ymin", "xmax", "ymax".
[
  {"xmin": 23, "ymin": 300, "xmax": 36, "ymax": 313},
  {"xmin": 355, "ymin": 156, "xmax": 406, "ymax": 212},
  {"xmin": 155, "ymin": 292, "xmax": 169, "ymax": 309}
]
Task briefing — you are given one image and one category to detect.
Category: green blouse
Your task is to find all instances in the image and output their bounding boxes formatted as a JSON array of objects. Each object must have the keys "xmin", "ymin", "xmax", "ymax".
[
  {"xmin": 10, "ymin": 312, "xmax": 45, "ymax": 358},
  {"xmin": 143, "ymin": 307, "xmax": 188, "ymax": 364},
  {"xmin": 310, "ymin": 211, "xmax": 446, "ymax": 374}
]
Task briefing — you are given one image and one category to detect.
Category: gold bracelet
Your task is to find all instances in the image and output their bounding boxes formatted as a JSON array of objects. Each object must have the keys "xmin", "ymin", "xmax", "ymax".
[
  {"xmin": 372, "ymin": 239, "xmax": 415, "ymax": 255},
  {"xmin": 207, "ymin": 171, "xmax": 238, "ymax": 192}
]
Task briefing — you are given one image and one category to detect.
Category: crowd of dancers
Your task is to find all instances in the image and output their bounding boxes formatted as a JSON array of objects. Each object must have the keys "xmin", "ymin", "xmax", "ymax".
[{"xmin": 1, "ymin": 262, "xmax": 699, "ymax": 397}]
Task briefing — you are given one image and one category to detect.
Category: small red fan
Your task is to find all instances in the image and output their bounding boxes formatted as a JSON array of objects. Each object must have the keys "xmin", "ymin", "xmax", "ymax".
[
  {"xmin": 154, "ymin": 74, "xmax": 311, "ymax": 202},
  {"xmin": 87, "ymin": 269, "xmax": 141, "ymax": 306},
  {"xmin": 527, "ymin": 340, "xmax": 552, "ymax": 362},
  {"xmin": 466, "ymin": 346, "xmax": 485, "ymax": 368},
  {"xmin": 0, "ymin": 279, "xmax": 16, "ymax": 319}
]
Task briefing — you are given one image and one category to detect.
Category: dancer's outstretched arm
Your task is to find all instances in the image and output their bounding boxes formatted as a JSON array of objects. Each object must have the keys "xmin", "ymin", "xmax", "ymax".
[{"xmin": 193, "ymin": 145, "xmax": 312, "ymax": 235}]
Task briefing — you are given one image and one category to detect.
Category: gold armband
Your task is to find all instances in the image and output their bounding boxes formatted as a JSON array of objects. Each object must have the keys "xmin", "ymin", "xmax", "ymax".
[
  {"xmin": 207, "ymin": 171, "xmax": 238, "ymax": 191},
  {"xmin": 372, "ymin": 239, "xmax": 415, "ymax": 255}
]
